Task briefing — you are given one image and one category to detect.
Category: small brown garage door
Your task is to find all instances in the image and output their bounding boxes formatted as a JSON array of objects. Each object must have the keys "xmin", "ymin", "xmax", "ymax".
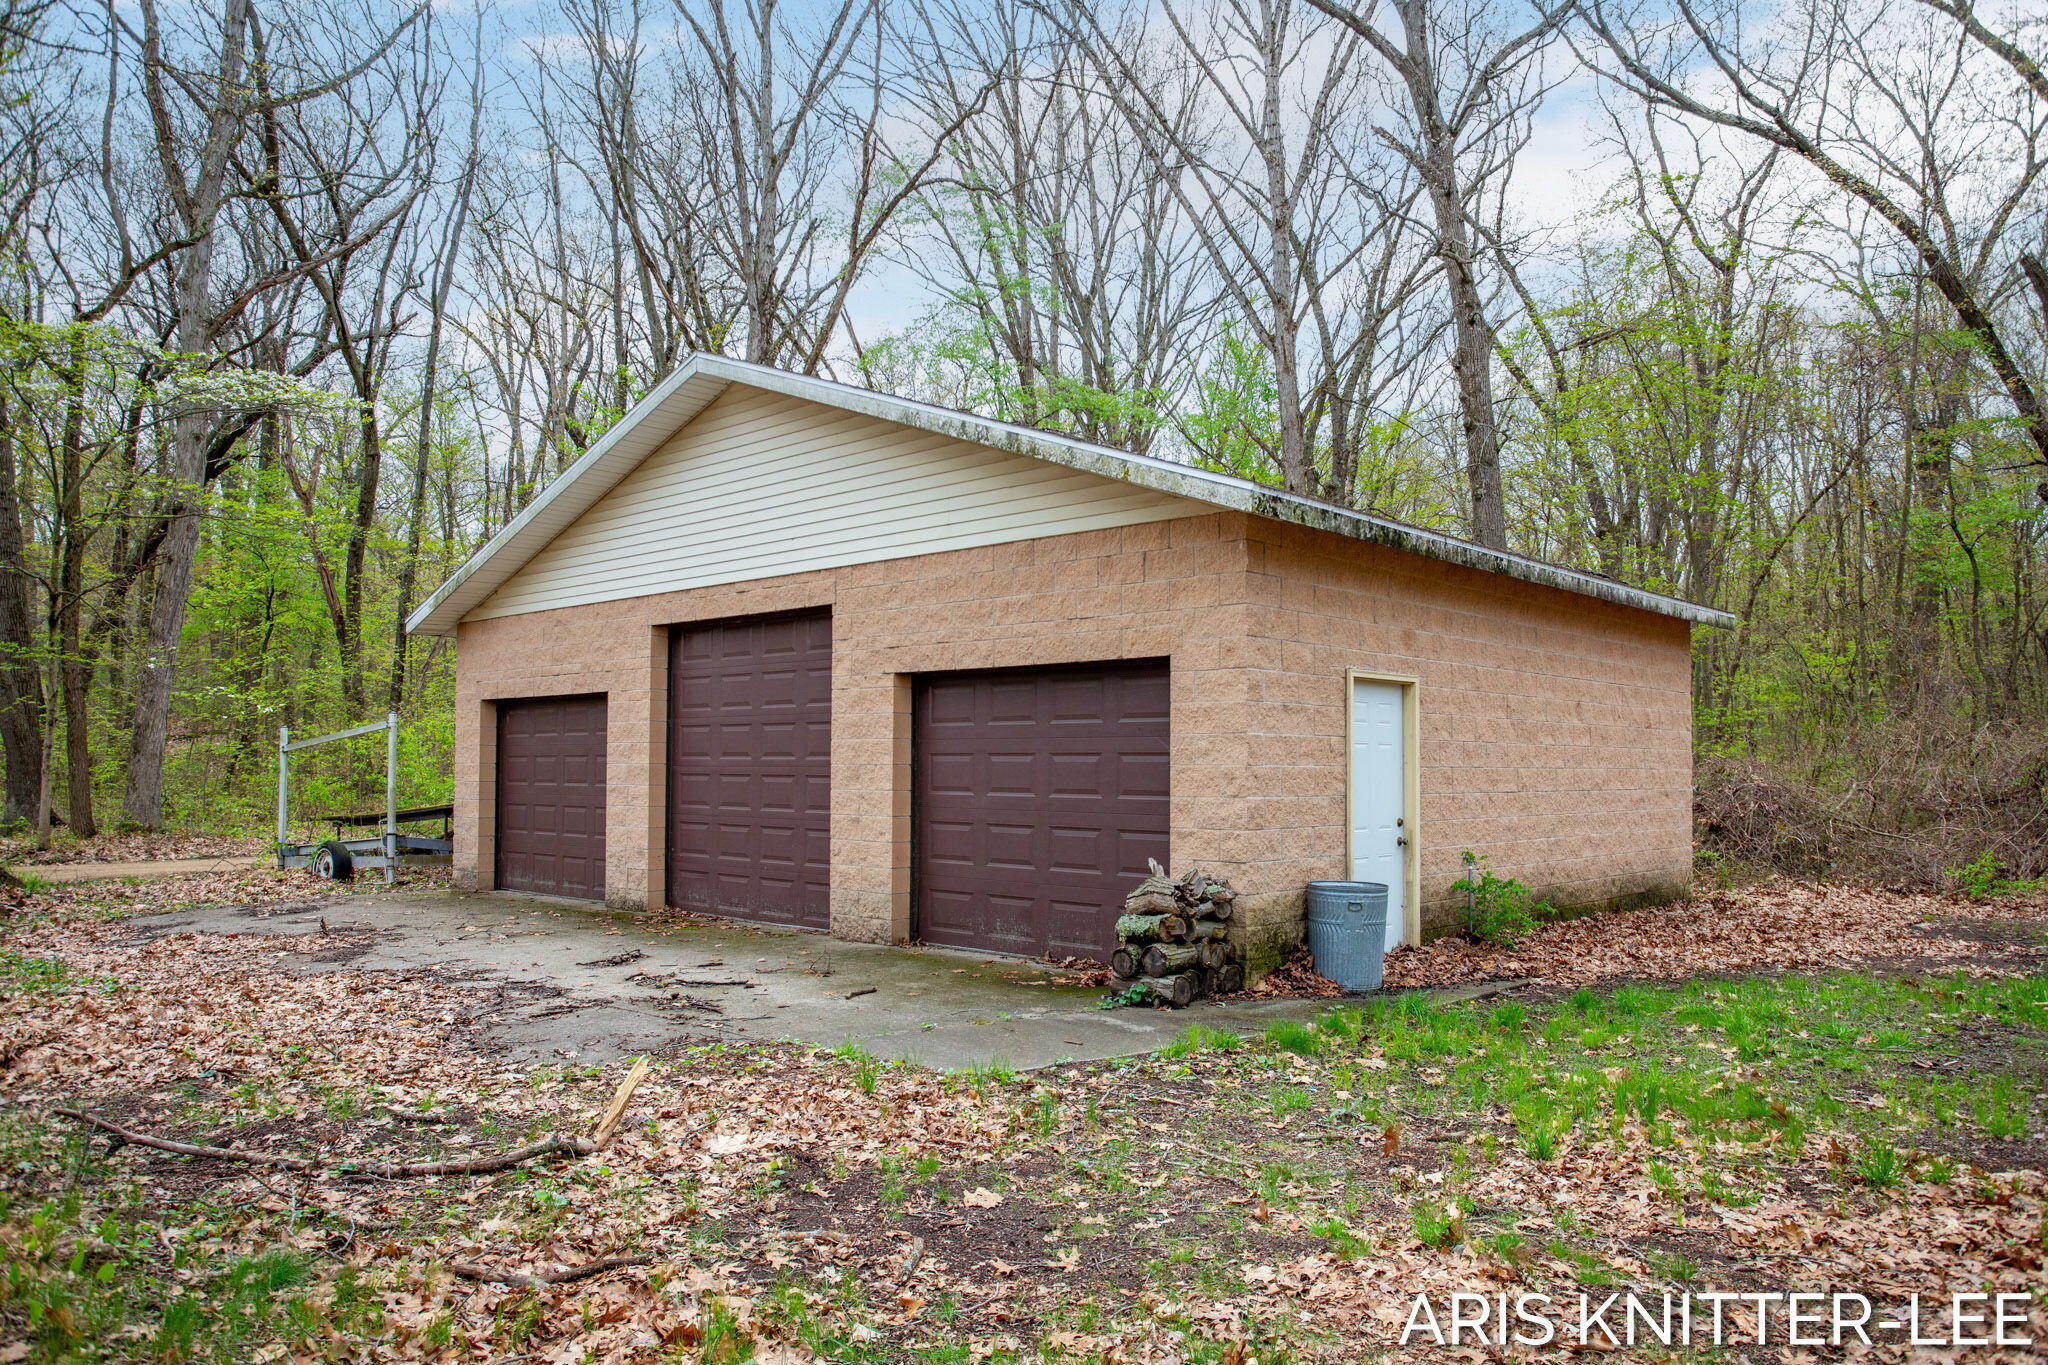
[
  {"xmin": 916, "ymin": 659, "xmax": 1169, "ymax": 960},
  {"xmin": 495, "ymin": 694, "xmax": 607, "ymax": 900},
  {"xmin": 667, "ymin": 610, "xmax": 832, "ymax": 927}
]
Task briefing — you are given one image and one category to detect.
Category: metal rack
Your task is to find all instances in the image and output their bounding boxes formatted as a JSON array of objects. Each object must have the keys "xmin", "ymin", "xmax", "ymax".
[{"xmin": 275, "ymin": 712, "xmax": 453, "ymax": 882}]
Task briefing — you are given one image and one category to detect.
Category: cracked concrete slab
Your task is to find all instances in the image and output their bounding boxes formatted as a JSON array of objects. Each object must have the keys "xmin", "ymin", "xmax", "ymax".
[{"xmin": 130, "ymin": 888, "xmax": 1347, "ymax": 1070}]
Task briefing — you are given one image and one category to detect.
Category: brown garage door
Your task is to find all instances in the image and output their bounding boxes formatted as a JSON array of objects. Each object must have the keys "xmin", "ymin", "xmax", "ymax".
[
  {"xmin": 916, "ymin": 659, "xmax": 1169, "ymax": 960},
  {"xmin": 495, "ymin": 694, "xmax": 607, "ymax": 900},
  {"xmin": 667, "ymin": 610, "xmax": 832, "ymax": 927}
]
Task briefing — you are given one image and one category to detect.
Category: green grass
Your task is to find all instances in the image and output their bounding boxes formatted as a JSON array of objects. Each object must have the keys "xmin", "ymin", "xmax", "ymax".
[
  {"xmin": 1264, "ymin": 1019, "xmax": 1320, "ymax": 1056},
  {"xmin": 1159, "ymin": 1023, "xmax": 1244, "ymax": 1058},
  {"xmin": 0, "ymin": 950, "xmax": 80, "ymax": 994},
  {"xmin": 0, "ymin": 1161, "xmax": 380, "ymax": 1363},
  {"xmin": 831, "ymin": 1039, "xmax": 886, "ymax": 1094},
  {"xmin": 6, "ymin": 929, "xmax": 2041, "ymax": 1365}
]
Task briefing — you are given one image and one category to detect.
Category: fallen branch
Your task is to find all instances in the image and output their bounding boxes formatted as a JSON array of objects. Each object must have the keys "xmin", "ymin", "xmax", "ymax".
[
  {"xmin": 589, "ymin": 1056, "xmax": 650, "ymax": 1149},
  {"xmin": 385, "ymin": 1106, "xmax": 453, "ymax": 1125},
  {"xmin": 52, "ymin": 1057, "xmax": 655, "ymax": 1178},
  {"xmin": 447, "ymin": 1255, "xmax": 652, "ymax": 1288},
  {"xmin": 53, "ymin": 1108, "xmax": 595, "ymax": 1177}
]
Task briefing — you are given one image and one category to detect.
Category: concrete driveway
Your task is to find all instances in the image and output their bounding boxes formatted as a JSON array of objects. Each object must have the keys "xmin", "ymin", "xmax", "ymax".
[{"xmin": 132, "ymin": 888, "xmax": 1353, "ymax": 1070}]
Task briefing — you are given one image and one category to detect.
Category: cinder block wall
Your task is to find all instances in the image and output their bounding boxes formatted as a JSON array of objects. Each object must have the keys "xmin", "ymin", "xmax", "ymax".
[
  {"xmin": 450, "ymin": 510, "xmax": 1697, "ymax": 969},
  {"xmin": 452, "ymin": 512, "xmax": 1275, "ymax": 938},
  {"xmin": 1234, "ymin": 520, "xmax": 1696, "ymax": 953}
]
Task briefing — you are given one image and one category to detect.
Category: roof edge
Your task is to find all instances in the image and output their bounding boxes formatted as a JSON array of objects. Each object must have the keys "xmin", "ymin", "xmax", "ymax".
[{"xmin": 409, "ymin": 353, "xmax": 1735, "ymax": 636}]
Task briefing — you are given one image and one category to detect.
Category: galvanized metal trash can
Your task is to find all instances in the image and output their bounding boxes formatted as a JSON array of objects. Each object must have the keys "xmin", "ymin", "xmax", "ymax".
[{"xmin": 1305, "ymin": 880, "xmax": 1390, "ymax": 992}]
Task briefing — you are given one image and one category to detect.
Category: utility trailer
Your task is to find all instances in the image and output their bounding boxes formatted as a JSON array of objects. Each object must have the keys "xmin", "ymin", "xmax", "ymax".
[{"xmin": 275, "ymin": 712, "xmax": 454, "ymax": 882}]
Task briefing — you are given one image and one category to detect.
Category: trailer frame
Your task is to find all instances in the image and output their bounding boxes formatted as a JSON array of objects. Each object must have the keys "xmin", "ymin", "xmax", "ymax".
[{"xmin": 275, "ymin": 712, "xmax": 453, "ymax": 881}]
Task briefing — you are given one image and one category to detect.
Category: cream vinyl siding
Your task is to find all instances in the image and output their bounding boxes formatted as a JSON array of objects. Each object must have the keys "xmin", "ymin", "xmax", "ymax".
[{"xmin": 464, "ymin": 386, "xmax": 1203, "ymax": 623}]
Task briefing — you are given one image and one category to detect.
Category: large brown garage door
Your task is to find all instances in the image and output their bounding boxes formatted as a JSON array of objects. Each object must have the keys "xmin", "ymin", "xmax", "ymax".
[
  {"xmin": 916, "ymin": 659, "xmax": 1169, "ymax": 960},
  {"xmin": 495, "ymin": 694, "xmax": 607, "ymax": 900},
  {"xmin": 667, "ymin": 610, "xmax": 832, "ymax": 927}
]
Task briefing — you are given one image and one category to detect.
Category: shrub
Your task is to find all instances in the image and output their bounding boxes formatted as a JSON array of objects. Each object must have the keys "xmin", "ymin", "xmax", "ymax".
[
  {"xmin": 1950, "ymin": 851, "xmax": 2040, "ymax": 899},
  {"xmin": 1450, "ymin": 853, "xmax": 1554, "ymax": 947}
]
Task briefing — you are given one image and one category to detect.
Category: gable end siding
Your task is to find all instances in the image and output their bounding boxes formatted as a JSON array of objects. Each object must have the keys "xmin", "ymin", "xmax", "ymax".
[{"xmin": 465, "ymin": 386, "xmax": 1203, "ymax": 623}]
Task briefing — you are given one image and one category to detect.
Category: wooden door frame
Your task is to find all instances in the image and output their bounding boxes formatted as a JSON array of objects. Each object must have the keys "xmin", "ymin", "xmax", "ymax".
[{"xmin": 1344, "ymin": 669, "xmax": 1421, "ymax": 948}]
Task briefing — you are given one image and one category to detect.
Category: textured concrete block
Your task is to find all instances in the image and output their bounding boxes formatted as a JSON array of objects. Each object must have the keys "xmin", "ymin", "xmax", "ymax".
[{"xmin": 450, "ymin": 489, "xmax": 1697, "ymax": 980}]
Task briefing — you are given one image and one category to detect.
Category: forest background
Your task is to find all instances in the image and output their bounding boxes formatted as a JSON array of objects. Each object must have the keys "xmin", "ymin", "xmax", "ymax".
[{"xmin": 0, "ymin": 0, "xmax": 2041, "ymax": 888}]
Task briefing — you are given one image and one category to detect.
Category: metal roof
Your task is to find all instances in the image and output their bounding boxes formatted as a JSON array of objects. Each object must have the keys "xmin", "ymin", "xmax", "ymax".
[{"xmin": 406, "ymin": 353, "xmax": 1734, "ymax": 637}]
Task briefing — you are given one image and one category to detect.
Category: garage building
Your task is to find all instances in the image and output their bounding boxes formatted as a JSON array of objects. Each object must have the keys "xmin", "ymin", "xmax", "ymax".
[{"xmin": 407, "ymin": 354, "xmax": 1731, "ymax": 970}]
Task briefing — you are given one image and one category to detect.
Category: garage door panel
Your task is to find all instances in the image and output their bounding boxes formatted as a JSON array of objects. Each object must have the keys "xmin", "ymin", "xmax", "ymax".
[
  {"xmin": 495, "ymin": 694, "xmax": 608, "ymax": 901},
  {"xmin": 668, "ymin": 611, "xmax": 831, "ymax": 928},
  {"xmin": 916, "ymin": 660, "xmax": 1169, "ymax": 960}
]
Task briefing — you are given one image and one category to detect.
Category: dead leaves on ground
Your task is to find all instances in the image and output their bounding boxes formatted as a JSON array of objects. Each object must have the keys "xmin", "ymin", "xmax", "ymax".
[
  {"xmin": 5, "ymin": 882, "xmax": 2047, "ymax": 1362},
  {"xmin": 0, "ymin": 830, "xmax": 271, "ymax": 866},
  {"xmin": 1383, "ymin": 879, "xmax": 2048, "ymax": 990}
]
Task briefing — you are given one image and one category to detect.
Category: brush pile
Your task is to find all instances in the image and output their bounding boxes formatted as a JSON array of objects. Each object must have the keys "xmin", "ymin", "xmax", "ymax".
[{"xmin": 1107, "ymin": 860, "xmax": 1243, "ymax": 1006}]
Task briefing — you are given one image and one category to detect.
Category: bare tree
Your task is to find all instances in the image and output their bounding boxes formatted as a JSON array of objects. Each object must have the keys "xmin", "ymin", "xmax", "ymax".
[
  {"xmin": 1563, "ymin": 0, "xmax": 2048, "ymax": 497},
  {"xmin": 116, "ymin": 0, "xmax": 423, "ymax": 827},
  {"xmin": 876, "ymin": 0, "xmax": 1216, "ymax": 447},
  {"xmin": 1306, "ymin": 0, "xmax": 1560, "ymax": 548},
  {"xmin": 1039, "ymin": 0, "xmax": 1435, "ymax": 503}
]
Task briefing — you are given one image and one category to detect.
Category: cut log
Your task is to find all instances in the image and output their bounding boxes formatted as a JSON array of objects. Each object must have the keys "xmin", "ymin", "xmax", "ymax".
[
  {"xmin": 1110, "ymin": 946, "xmax": 1142, "ymax": 980},
  {"xmin": 1201, "ymin": 884, "xmax": 1236, "ymax": 905},
  {"xmin": 1124, "ymin": 889, "xmax": 1180, "ymax": 916},
  {"xmin": 1194, "ymin": 899, "xmax": 1235, "ymax": 923},
  {"xmin": 1138, "ymin": 942, "xmax": 1203, "ymax": 977},
  {"xmin": 1115, "ymin": 912, "xmax": 1189, "ymax": 944},
  {"xmin": 1129, "ymin": 860, "xmax": 1178, "ymax": 900},
  {"xmin": 1209, "ymin": 962, "xmax": 1245, "ymax": 994},
  {"xmin": 1174, "ymin": 867, "xmax": 1206, "ymax": 904},
  {"xmin": 1187, "ymin": 920, "xmax": 1228, "ymax": 941},
  {"xmin": 1197, "ymin": 940, "xmax": 1229, "ymax": 971},
  {"xmin": 1136, "ymin": 972, "xmax": 1198, "ymax": 1007}
]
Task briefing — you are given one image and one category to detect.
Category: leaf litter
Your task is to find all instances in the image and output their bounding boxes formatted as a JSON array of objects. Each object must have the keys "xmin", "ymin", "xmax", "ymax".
[{"xmin": 0, "ymin": 874, "xmax": 2043, "ymax": 1361}]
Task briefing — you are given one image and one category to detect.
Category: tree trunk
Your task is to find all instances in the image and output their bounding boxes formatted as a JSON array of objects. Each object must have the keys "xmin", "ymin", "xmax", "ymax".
[
  {"xmin": 338, "ymin": 397, "xmax": 380, "ymax": 717},
  {"xmin": 123, "ymin": 0, "xmax": 250, "ymax": 830},
  {"xmin": 0, "ymin": 392, "xmax": 43, "ymax": 827},
  {"xmin": 121, "ymin": 474, "xmax": 204, "ymax": 830},
  {"xmin": 56, "ymin": 336, "xmax": 96, "ymax": 836}
]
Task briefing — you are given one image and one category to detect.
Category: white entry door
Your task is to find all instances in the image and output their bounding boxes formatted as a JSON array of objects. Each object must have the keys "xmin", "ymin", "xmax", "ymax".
[{"xmin": 1348, "ymin": 677, "xmax": 1409, "ymax": 952}]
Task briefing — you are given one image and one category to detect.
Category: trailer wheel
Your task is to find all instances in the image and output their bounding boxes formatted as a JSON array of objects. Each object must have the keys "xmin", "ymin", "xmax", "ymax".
[{"xmin": 313, "ymin": 841, "xmax": 356, "ymax": 881}]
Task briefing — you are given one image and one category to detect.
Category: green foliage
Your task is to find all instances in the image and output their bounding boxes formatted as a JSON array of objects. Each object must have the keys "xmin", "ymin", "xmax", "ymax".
[
  {"xmin": 1852, "ymin": 1136, "xmax": 1906, "ymax": 1188},
  {"xmin": 1182, "ymin": 325, "xmax": 1282, "ymax": 485},
  {"xmin": 1449, "ymin": 853, "xmax": 1554, "ymax": 947},
  {"xmin": 1950, "ymin": 852, "xmax": 2039, "ymax": 899},
  {"xmin": 0, "ymin": 950, "xmax": 72, "ymax": 993},
  {"xmin": 856, "ymin": 288, "xmax": 1166, "ymax": 451},
  {"xmin": 1409, "ymin": 1199, "xmax": 1462, "ymax": 1248},
  {"xmin": 830, "ymin": 1040, "xmax": 885, "ymax": 1095}
]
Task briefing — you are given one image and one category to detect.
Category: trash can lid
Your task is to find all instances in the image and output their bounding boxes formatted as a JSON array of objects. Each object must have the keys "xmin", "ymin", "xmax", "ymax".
[{"xmin": 1305, "ymin": 880, "xmax": 1388, "ymax": 893}]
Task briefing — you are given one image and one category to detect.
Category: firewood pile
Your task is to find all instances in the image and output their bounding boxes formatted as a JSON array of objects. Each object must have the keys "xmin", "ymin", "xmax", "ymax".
[{"xmin": 1108, "ymin": 860, "xmax": 1244, "ymax": 1006}]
